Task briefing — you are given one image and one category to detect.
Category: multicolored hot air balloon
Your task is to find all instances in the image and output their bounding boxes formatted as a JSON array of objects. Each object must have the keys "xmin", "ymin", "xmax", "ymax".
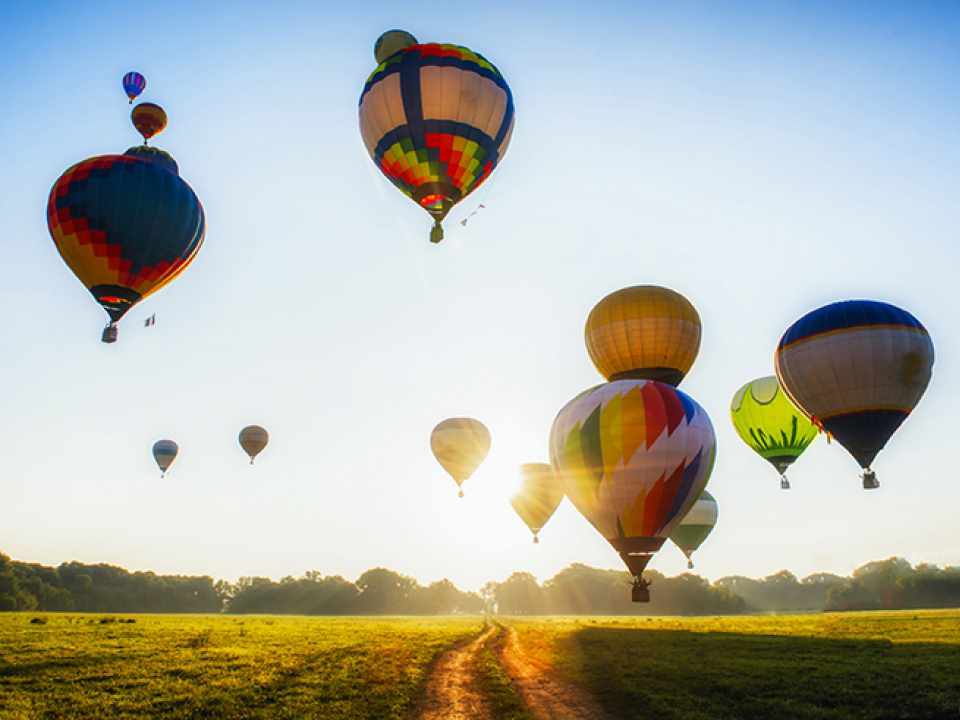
[
  {"xmin": 239, "ymin": 426, "xmax": 269, "ymax": 465},
  {"xmin": 510, "ymin": 463, "xmax": 564, "ymax": 543},
  {"xmin": 669, "ymin": 490, "xmax": 718, "ymax": 569},
  {"xmin": 775, "ymin": 300, "xmax": 934, "ymax": 489},
  {"xmin": 550, "ymin": 380, "xmax": 716, "ymax": 601},
  {"xmin": 47, "ymin": 151, "xmax": 205, "ymax": 342},
  {"xmin": 131, "ymin": 102, "xmax": 167, "ymax": 144},
  {"xmin": 359, "ymin": 30, "xmax": 515, "ymax": 243},
  {"xmin": 730, "ymin": 376, "xmax": 818, "ymax": 489},
  {"xmin": 430, "ymin": 418, "xmax": 491, "ymax": 497},
  {"xmin": 585, "ymin": 286, "xmax": 701, "ymax": 386},
  {"xmin": 152, "ymin": 439, "xmax": 178, "ymax": 478},
  {"xmin": 122, "ymin": 72, "xmax": 146, "ymax": 104}
]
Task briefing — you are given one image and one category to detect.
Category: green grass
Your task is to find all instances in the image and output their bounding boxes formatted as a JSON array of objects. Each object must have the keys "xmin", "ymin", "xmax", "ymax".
[
  {"xmin": 505, "ymin": 610, "xmax": 960, "ymax": 720},
  {"xmin": 0, "ymin": 614, "xmax": 482, "ymax": 719}
]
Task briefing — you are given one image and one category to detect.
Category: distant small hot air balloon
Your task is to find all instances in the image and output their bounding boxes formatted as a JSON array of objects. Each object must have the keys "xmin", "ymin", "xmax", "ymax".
[
  {"xmin": 775, "ymin": 300, "xmax": 934, "ymax": 489},
  {"xmin": 730, "ymin": 376, "xmax": 818, "ymax": 489},
  {"xmin": 153, "ymin": 439, "xmax": 178, "ymax": 477},
  {"xmin": 585, "ymin": 286, "xmax": 701, "ymax": 386},
  {"xmin": 131, "ymin": 102, "xmax": 167, "ymax": 144},
  {"xmin": 551, "ymin": 380, "xmax": 716, "ymax": 602},
  {"xmin": 47, "ymin": 151, "xmax": 205, "ymax": 342},
  {"xmin": 669, "ymin": 490, "xmax": 718, "ymax": 569},
  {"xmin": 239, "ymin": 426, "xmax": 269, "ymax": 465},
  {"xmin": 511, "ymin": 463, "xmax": 564, "ymax": 543},
  {"xmin": 359, "ymin": 30, "xmax": 515, "ymax": 243},
  {"xmin": 122, "ymin": 72, "xmax": 146, "ymax": 104},
  {"xmin": 430, "ymin": 418, "xmax": 491, "ymax": 497}
]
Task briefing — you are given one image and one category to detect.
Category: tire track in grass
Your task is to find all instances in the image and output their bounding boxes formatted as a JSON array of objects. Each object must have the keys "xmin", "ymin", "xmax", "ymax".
[
  {"xmin": 417, "ymin": 623, "xmax": 497, "ymax": 720},
  {"xmin": 495, "ymin": 624, "xmax": 610, "ymax": 720}
]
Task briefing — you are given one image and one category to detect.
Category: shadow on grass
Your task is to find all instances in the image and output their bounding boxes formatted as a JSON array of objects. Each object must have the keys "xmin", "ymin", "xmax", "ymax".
[{"xmin": 561, "ymin": 627, "xmax": 960, "ymax": 720}]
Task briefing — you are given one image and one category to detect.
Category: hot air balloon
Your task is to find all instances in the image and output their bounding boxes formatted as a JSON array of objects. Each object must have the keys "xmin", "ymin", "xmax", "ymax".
[
  {"xmin": 131, "ymin": 102, "xmax": 167, "ymax": 144},
  {"xmin": 239, "ymin": 426, "xmax": 269, "ymax": 465},
  {"xmin": 430, "ymin": 418, "xmax": 491, "ymax": 497},
  {"xmin": 153, "ymin": 439, "xmax": 178, "ymax": 478},
  {"xmin": 510, "ymin": 463, "xmax": 564, "ymax": 543},
  {"xmin": 359, "ymin": 30, "xmax": 515, "ymax": 243},
  {"xmin": 775, "ymin": 300, "xmax": 934, "ymax": 489},
  {"xmin": 122, "ymin": 72, "xmax": 146, "ymax": 104},
  {"xmin": 550, "ymin": 380, "xmax": 716, "ymax": 601},
  {"xmin": 669, "ymin": 490, "xmax": 718, "ymax": 569},
  {"xmin": 730, "ymin": 376, "xmax": 818, "ymax": 489},
  {"xmin": 585, "ymin": 286, "xmax": 701, "ymax": 386},
  {"xmin": 47, "ymin": 151, "xmax": 205, "ymax": 342}
]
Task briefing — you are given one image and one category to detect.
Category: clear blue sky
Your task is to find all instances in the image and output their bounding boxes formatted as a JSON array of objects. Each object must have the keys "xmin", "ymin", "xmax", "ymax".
[{"xmin": 1, "ymin": 0, "xmax": 958, "ymax": 591}]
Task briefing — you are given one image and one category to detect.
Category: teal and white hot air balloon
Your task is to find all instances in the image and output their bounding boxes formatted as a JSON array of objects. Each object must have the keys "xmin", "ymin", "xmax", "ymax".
[{"xmin": 669, "ymin": 490, "xmax": 718, "ymax": 569}]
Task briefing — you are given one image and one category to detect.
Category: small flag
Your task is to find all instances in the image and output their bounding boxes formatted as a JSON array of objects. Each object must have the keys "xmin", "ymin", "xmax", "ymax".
[{"xmin": 144, "ymin": 314, "xmax": 156, "ymax": 327}]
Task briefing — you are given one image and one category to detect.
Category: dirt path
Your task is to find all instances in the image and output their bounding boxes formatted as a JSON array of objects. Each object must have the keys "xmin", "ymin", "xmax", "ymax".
[
  {"xmin": 418, "ymin": 624, "xmax": 497, "ymax": 720},
  {"xmin": 496, "ymin": 624, "xmax": 611, "ymax": 720}
]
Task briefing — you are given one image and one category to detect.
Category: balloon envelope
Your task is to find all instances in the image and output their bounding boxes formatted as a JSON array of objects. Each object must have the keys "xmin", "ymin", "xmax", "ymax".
[
  {"xmin": 239, "ymin": 426, "xmax": 269, "ymax": 464},
  {"xmin": 510, "ymin": 463, "xmax": 564, "ymax": 541},
  {"xmin": 585, "ymin": 286, "xmax": 701, "ymax": 386},
  {"xmin": 47, "ymin": 154, "xmax": 205, "ymax": 332},
  {"xmin": 550, "ymin": 380, "xmax": 716, "ymax": 585},
  {"xmin": 775, "ymin": 300, "xmax": 934, "ymax": 474},
  {"xmin": 152, "ymin": 439, "xmax": 178, "ymax": 475},
  {"xmin": 374, "ymin": 30, "xmax": 418, "ymax": 64},
  {"xmin": 730, "ymin": 376, "xmax": 818, "ymax": 483},
  {"xmin": 669, "ymin": 490, "xmax": 718, "ymax": 567},
  {"xmin": 122, "ymin": 71, "xmax": 146, "ymax": 103},
  {"xmin": 359, "ymin": 41, "xmax": 515, "ymax": 242},
  {"xmin": 131, "ymin": 102, "xmax": 167, "ymax": 142},
  {"xmin": 430, "ymin": 418, "xmax": 491, "ymax": 495}
]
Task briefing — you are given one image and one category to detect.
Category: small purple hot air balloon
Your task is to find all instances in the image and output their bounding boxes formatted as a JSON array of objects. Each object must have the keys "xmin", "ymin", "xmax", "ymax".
[{"xmin": 122, "ymin": 71, "xmax": 146, "ymax": 104}]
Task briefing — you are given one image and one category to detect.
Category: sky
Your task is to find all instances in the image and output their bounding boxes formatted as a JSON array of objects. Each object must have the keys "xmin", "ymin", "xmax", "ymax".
[{"xmin": 1, "ymin": 0, "xmax": 958, "ymax": 592}]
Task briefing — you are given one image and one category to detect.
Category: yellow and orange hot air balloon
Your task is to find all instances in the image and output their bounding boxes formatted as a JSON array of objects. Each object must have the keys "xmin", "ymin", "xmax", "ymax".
[
  {"xmin": 131, "ymin": 102, "xmax": 167, "ymax": 145},
  {"xmin": 585, "ymin": 285, "xmax": 701, "ymax": 386},
  {"xmin": 510, "ymin": 463, "xmax": 564, "ymax": 543},
  {"xmin": 430, "ymin": 418, "xmax": 491, "ymax": 497}
]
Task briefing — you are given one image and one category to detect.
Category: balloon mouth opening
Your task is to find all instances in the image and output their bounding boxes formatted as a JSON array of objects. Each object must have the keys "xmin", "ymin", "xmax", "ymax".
[{"xmin": 607, "ymin": 368, "xmax": 686, "ymax": 386}]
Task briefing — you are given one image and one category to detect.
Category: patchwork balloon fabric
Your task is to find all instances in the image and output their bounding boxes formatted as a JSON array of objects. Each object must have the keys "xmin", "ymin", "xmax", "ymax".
[
  {"xmin": 359, "ymin": 43, "xmax": 515, "ymax": 223},
  {"xmin": 730, "ymin": 375, "xmax": 818, "ymax": 475},
  {"xmin": 775, "ymin": 300, "xmax": 934, "ymax": 469},
  {"xmin": 47, "ymin": 155, "xmax": 205, "ymax": 321},
  {"xmin": 550, "ymin": 379, "xmax": 716, "ymax": 544}
]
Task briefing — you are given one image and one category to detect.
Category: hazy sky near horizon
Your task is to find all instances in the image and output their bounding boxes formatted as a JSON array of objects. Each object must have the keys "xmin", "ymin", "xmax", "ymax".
[{"xmin": 2, "ymin": 0, "xmax": 958, "ymax": 591}]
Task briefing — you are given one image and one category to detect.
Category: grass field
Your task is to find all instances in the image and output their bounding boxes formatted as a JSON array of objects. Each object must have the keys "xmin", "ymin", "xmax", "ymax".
[
  {"xmin": 2, "ymin": 611, "xmax": 959, "ymax": 719},
  {"xmin": 0, "ymin": 614, "xmax": 481, "ymax": 719},
  {"xmin": 509, "ymin": 610, "xmax": 960, "ymax": 720}
]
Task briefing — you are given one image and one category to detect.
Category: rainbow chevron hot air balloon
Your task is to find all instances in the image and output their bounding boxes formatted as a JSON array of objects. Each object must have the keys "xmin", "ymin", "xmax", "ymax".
[
  {"xmin": 359, "ymin": 31, "xmax": 515, "ymax": 243},
  {"xmin": 550, "ymin": 380, "xmax": 716, "ymax": 598}
]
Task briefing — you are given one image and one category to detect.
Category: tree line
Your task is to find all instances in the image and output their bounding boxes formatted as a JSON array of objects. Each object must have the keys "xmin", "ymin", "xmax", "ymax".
[{"xmin": 1, "ymin": 551, "xmax": 957, "ymax": 615}]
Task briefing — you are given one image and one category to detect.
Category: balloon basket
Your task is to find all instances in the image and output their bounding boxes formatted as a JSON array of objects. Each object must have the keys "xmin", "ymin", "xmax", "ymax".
[
  {"xmin": 862, "ymin": 470, "xmax": 879, "ymax": 490},
  {"xmin": 533, "ymin": 536, "xmax": 539, "ymax": 544},
  {"xmin": 458, "ymin": 489, "xmax": 464, "ymax": 498},
  {"xmin": 101, "ymin": 324, "xmax": 118, "ymax": 344},
  {"xmin": 687, "ymin": 560, "xmax": 693, "ymax": 569},
  {"xmin": 631, "ymin": 580, "xmax": 650, "ymax": 603},
  {"xmin": 780, "ymin": 476, "xmax": 790, "ymax": 490}
]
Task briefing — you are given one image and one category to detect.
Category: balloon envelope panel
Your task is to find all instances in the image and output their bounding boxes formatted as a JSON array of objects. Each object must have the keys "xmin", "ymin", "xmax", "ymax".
[
  {"xmin": 550, "ymin": 380, "xmax": 716, "ymax": 544},
  {"xmin": 775, "ymin": 300, "xmax": 933, "ymax": 468},
  {"xmin": 584, "ymin": 286, "xmax": 701, "ymax": 385},
  {"xmin": 47, "ymin": 155, "xmax": 205, "ymax": 321},
  {"xmin": 359, "ymin": 43, "xmax": 514, "ymax": 222},
  {"xmin": 730, "ymin": 376, "xmax": 817, "ymax": 473}
]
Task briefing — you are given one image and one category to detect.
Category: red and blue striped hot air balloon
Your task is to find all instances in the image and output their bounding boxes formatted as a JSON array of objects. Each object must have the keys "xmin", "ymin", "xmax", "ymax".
[
  {"xmin": 47, "ymin": 151, "xmax": 205, "ymax": 342},
  {"xmin": 775, "ymin": 300, "xmax": 934, "ymax": 488},
  {"xmin": 122, "ymin": 72, "xmax": 146, "ymax": 104},
  {"xmin": 359, "ymin": 31, "xmax": 515, "ymax": 243}
]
